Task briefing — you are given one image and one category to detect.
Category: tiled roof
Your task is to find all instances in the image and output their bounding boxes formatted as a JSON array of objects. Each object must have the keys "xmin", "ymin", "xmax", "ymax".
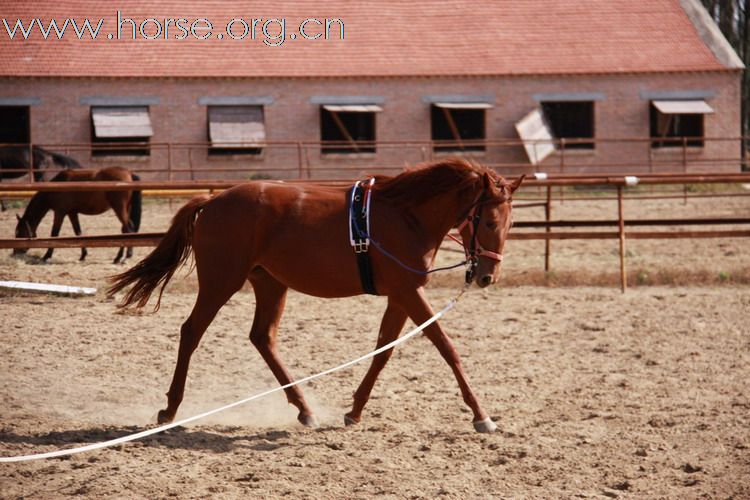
[{"xmin": 0, "ymin": 0, "xmax": 733, "ymax": 78}]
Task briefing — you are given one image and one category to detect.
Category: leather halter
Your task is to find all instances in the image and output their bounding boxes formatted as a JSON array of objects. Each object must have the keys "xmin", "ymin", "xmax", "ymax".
[
  {"xmin": 455, "ymin": 205, "xmax": 504, "ymax": 262},
  {"xmin": 450, "ymin": 198, "xmax": 505, "ymax": 284}
]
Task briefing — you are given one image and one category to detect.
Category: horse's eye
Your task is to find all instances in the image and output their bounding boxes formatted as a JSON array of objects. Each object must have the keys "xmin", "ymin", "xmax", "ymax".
[{"xmin": 485, "ymin": 221, "xmax": 498, "ymax": 229}]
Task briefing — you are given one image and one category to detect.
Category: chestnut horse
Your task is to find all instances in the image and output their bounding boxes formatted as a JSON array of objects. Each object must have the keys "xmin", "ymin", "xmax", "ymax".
[
  {"xmin": 109, "ymin": 159, "xmax": 523, "ymax": 432},
  {"xmin": 14, "ymin": 166, "xmax": 141, "ymax": 263}
]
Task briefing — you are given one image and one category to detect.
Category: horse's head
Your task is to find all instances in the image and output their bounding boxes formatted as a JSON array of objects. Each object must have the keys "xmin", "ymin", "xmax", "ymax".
[
  {"xmin": 13, "ymin": 213, "xmax": 35, "ymax": 256},
  {"xmin": 459, "ymin": 172, "xmax": 524, "ymax": 288}
]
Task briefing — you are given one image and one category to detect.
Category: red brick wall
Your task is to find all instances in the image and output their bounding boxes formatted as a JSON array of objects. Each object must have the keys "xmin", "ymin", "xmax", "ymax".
[{"xmin": 0, "ymin": 71, "xmax": 742, "ymax": 179}]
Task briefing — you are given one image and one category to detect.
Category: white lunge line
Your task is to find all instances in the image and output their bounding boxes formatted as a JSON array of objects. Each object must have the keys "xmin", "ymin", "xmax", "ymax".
[{"xmin": 0, "ymin": 297, "xmax": 459, "ymax": 463}]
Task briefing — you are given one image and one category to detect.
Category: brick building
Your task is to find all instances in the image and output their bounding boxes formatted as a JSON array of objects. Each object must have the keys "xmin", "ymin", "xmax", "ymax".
[{"xmin": 0, "ymin": 0, "xmax": 745, "ymax": 179}]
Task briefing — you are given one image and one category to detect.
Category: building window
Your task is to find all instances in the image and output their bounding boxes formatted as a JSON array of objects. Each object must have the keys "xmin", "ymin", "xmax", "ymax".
[
  {"xmin": 650, "ymin": 100, "xmax": 712, "ymax": 148},
  {"xmin": 320, "ymin": 105, "xmax": 380, "ymax": 154},
  {"xmin": 540, "ymin": 101, "xmax": 595, "ymax": 149},
  {"xmin": 208, "ymin": 106, "xmax": 265, "ymax": 156},
  {"xmin": 431, "ymin": 103, "xmax": 488, "ymax": 152},
  {"xmin": 0, "ymin": 106, "xmax": 30, "ymax": 145},
  {"xmin": 90, "ymin": 106, "xmax": 152, "ymax": 156}
]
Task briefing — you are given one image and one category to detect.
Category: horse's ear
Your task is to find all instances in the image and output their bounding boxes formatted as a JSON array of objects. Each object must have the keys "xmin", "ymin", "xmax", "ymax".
[
  {"xmin": 482, "ymin": 172, "xmax": 493, "ymax": 190},
  {"xmin": 510, "ymin": 174, "xmax": 525, "ymax": 193},
  {"xmin": 16, "ymin": 214, "xmax": 21, "ymax": 221}
]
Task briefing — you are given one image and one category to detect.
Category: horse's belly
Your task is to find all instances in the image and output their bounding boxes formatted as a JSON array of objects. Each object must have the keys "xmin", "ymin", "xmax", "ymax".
[
  {"xmin": 261, "ymin": 255, "xmax": 364, "ymax": 298},
  {"xmin": 72, "ymin": 194, "xmax": 109, "ymax": 215}
]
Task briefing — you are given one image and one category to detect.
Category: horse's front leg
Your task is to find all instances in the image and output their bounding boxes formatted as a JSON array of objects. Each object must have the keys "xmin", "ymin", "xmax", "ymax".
[
  {"xmin": 68, "ymin": 213, "xmax": 87, "ymax": 261},
  {"xmin": 345, "ymin": 300, "xmax": 408, "ymax": 426},
  {"xmin": 398, "ymin": 287, "xmax": 497, "ymax": 433},
  {"xmin": 42, "ymin": 212, "xmax": 65, "ymax": 261}
]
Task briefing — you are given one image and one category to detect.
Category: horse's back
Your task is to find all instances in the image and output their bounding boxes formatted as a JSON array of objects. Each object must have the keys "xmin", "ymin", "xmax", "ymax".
[
  {"xmin": 193, "ymin": 181, "xmax": 365, "ymax": 297},
  {"xmin": 50, "ymin": 169, "xmax": 93, "ymax": 182},
  {"xmin": 49, "ymin": 166, "xmax": 132, "ymax": 183},
  {"xmin": 45, "ymin": 167, "xmax": 131, "ymax": 214},
  {"xmin": 94, "ymin": 166, "xmax": 133, "ymax": 182}
]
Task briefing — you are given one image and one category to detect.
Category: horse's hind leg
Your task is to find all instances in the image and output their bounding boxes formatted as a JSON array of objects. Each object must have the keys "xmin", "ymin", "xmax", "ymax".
[
  {"xmin": 111, "ymin": 200, "xmax": 132, "ymax": 263},
  {"xmin": 397, "ymin": 288, "xmax": 496, "ymax": 433},
  {"xmin": 248, "ymin": 268, "xmax": 317, "ymax": 427},
  {"xmin": 157, "ymin": 278, "xmax": 242, "ymax": 424},
  {"xmin": 68, "ymin": 213, "xmax": 87, "ymax": 261},
  {"xmin": 345, "ymin": 300, "xmax": 408, "ymax": 426},
  {"xmin": 124, "ymin": 218, "xmax": 135, "ymax": 260}
]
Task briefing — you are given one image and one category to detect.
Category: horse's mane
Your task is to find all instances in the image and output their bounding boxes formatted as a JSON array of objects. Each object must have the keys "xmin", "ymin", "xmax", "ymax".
[
  {"xmin": 35, "ymin": 146, "xmax": 81, "ymax": 169},
  {"xmin": 371, "ymin": 158, "xmax": 501, "ymax": 207}
]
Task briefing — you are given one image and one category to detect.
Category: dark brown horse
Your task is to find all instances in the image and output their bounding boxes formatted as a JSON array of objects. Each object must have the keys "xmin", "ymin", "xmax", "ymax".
[
  {"xmin": 14, "ymin": 166, "xmax": 141, "ymax": 263},
  {"xmin": 0, "ymin": 145, "xmax": 81, "ymax": 181},
  {"xmin": 109, "ymin": 159, "xmax": 522, "ymax": 432},
  {"xmin": 0, "ymin": 145, "xmax": 81, "ymax": 210}
]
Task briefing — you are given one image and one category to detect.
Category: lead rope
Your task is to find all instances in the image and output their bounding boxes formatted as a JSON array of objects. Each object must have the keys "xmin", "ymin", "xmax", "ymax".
[{"xmin": 0, "ymin": 286, "xmax": 470, "ymax": 463}]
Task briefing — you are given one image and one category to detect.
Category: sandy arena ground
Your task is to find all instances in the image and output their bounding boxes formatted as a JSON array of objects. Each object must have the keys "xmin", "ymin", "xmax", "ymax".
[{"xmin": 0, "ymin": 191, "xmax": 748, "ymax": 498}]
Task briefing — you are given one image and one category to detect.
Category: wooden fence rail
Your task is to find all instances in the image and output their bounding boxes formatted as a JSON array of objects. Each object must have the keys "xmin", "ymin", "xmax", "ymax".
[{"xmin": 2, "ymin": 173, "xmax": 749, "ymax": 292}]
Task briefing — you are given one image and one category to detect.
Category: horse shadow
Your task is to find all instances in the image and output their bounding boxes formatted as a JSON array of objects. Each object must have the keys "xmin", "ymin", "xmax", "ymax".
[
  {"xmin": 9, "ymin": 253, "xmax": 48, "ymax": 265},
  {"xmin": 0, "ymin": 424, "xmax": 335, "ymax": 455}
]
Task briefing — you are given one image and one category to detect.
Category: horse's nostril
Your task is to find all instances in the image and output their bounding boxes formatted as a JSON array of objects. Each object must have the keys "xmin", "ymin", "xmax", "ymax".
[{"xmin": 480, "ymin": 275, "xmax": 493, "ymax": 286}]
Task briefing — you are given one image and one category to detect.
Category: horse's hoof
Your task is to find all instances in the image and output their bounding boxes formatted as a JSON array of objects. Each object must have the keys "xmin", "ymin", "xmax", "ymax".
[
  {"xmin": 473, "ymin": 417, "xmax": 498, "ymax": 433},
  {"xmin": 298, "ymin": 413, "xmax": 319, "ymax": 428},
  {"xmin": 344, "ymin": 414, "xmax": 359, "ymax": 427},
  {"xmin": 157, "ymin": 409, "xmax": 174, "ymax": 425}
]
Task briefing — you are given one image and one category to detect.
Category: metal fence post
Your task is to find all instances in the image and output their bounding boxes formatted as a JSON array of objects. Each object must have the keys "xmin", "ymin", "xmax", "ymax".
[
  {"xmin": 618, "ymin": 184, "xmax": 626, "ymax": 292},
  {"xmin": 297, "ymin": 142, "xmax": 303, "ymax": 179},
  {"xmin": 682, "ymin": 136, "xmax": 688, "ymax": 204},
  {"xmin": 559, "ymin": 138, "xmax": 565, "ymax": 204},
  {"xmin": 28, "ymin": 142, "xmax": 34, "ymax": 181},
  {"xmin": 167, "ymin": 143, "xmax": 173, "ymax": 181},
  {"xmin": 545, "ymin": 185, "xmax": 552, "ymax": 272}
]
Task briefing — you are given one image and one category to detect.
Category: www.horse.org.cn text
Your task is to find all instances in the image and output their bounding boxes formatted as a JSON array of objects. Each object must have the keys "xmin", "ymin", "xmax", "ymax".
[{"xmin": 2, "ymin": 12, "xmax": 346, "ymax": 46}]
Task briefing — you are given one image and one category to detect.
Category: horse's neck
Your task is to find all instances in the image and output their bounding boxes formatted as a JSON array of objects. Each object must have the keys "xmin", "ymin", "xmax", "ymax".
[
  {"xmin": 409, "ymin": 187, "xmax": 478, "ymax": 246},
  {"xmin": 22, "ymin": 194, "xmax": 50, "ymax": 229}
]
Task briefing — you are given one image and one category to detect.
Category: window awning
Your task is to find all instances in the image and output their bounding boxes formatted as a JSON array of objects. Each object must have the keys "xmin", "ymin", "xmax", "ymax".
[
  {"xmin": 91, "ymin": 106, "xmax": 153, "ymax": 138},
  {"xmin": 208, "ymin": 106, "xmax": 265, "ymax": 147},
  {"xmin": 322, "ymin": 104, "xmax": 382, "ymax": 113},
  {"xmin": 434, "ymin": 102, "xmax": 493, "ymax": 110},
  {"xmin": 652, "ymin": 100, "xmax": 714, "ymax": 114},
  {"xmin": 515, "ymin": 108, "xmax": 556, "ymax": 165}
]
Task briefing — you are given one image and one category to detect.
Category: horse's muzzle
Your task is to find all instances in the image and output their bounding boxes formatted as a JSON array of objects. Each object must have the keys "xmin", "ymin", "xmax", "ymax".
[{"xmin": 478, "ymin": 274, "xmax": 494, "ymax": 288}]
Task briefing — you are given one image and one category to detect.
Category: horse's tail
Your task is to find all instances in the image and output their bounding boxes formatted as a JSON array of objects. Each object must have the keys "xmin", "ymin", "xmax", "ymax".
[
  {"xmin": 108, "ymin": 194, "xmax": 211, "ymax": 311},
  {"xmin": 129, "ymin": 173, "xmax": 142, "ymax": 232}
]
